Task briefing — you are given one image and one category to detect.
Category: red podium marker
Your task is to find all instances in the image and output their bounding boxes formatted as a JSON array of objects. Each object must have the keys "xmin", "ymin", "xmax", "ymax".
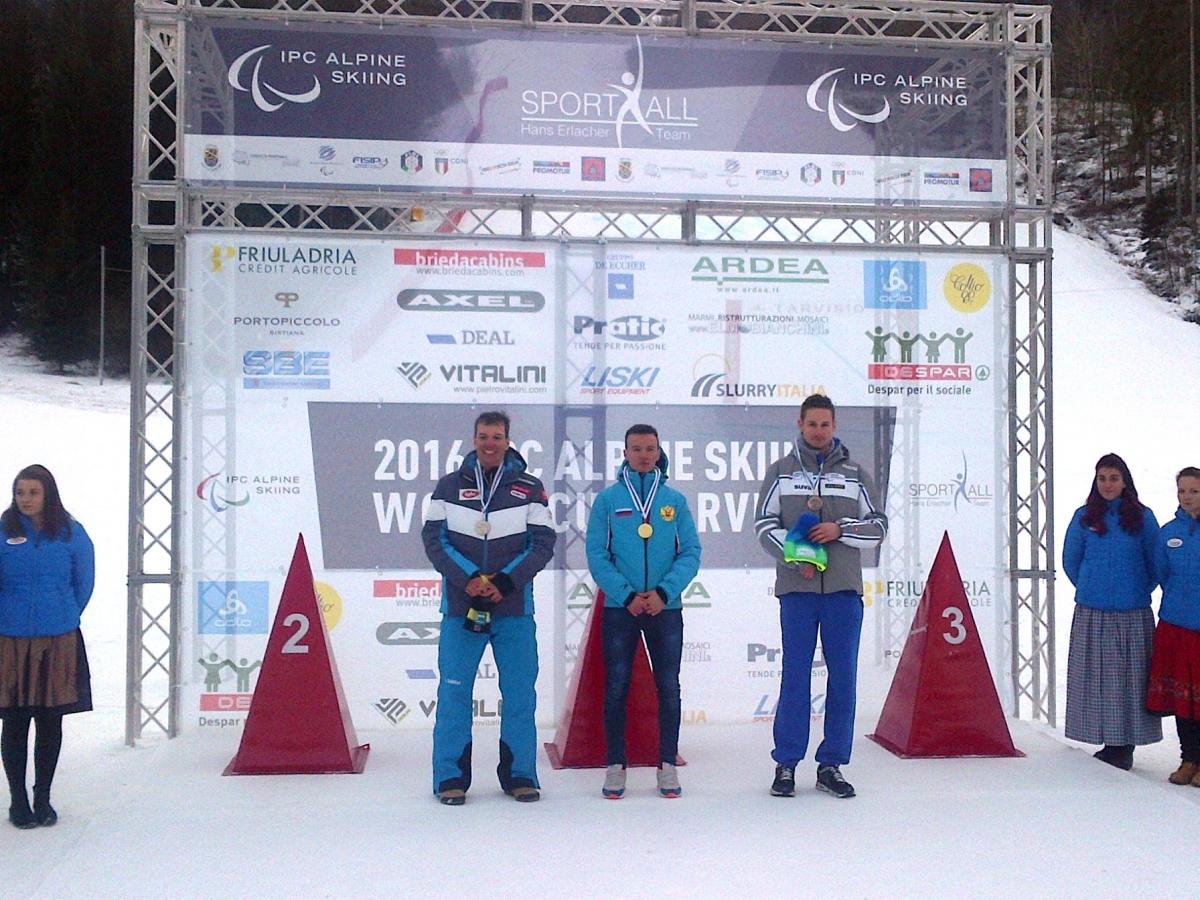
[
  {"xmin": 545, "ymin": 593, "xmax": 684, "ymax": 769},
  {"xmin": 224, "ymin": 535, "xmax": 370, "ymax": 775},
  {"xmin": 868, "ymin": 533, "xmax": 1022, "ymax": 758}
]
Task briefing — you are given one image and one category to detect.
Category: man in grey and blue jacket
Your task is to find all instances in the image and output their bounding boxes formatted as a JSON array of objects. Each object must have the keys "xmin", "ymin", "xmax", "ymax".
[{"xmin": 755, "ymin": 394, "xmax": 887, "ymax": 799}]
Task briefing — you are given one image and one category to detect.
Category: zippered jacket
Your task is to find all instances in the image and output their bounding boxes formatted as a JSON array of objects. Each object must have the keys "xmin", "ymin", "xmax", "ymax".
[
  {"xmin": 0, "ymin": 513, "xmax": 95, "ymax": 637},
  {"xmin": 586, "ymin": 454, "xmax": 702, "ymax": 609},
  {"xmin": 422, "ymin": 448, "xmax": 556, "ymax": 617},
  {"xmin": 1062, "ymin": 501, "xmax": 1158, "ymax": 611},
  {"xmin": 1155, "ymin": 507, "xmax": 1200, "ymax": 631},
  {"xmin": 755, "ymin": 437, "xmax": 886, "ymax": 596}
]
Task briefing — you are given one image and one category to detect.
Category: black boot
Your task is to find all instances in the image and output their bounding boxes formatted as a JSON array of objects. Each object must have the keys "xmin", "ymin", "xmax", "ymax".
[
  {"xmin": 1093, "ymin": 744, "xmax": 1134, "ymax": 771},
  {"xmin": 32, "ymin": 789, "xmax": 56, "ymax": 827},
  {"xmin": 8, "ymin": 795, "xmax": 36, "ymax": 830}
]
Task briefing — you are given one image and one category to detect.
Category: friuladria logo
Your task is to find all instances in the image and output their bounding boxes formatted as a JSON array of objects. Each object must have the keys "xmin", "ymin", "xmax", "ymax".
[
  {"xmin": 225, "ymin": 43, "xmax": 406, "ymax": 113},
  {"xmin": 210, "ymin": 244, "xmax": 358, "ymax": 277},
  {"xmin": 519, "ymin": 36, "xmax": 697, "ymax": 149},
  {"xmin": 691, "ymin": 255, "xmax": 829, "ymax": 286},
  {"xmin": 864, "ymin": 260, "xmax": 927, "ymax": 310}
]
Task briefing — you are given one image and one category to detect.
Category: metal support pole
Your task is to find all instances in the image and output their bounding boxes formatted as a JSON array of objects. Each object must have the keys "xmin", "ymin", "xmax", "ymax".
[{"xmin": 99, "ymin": 245, "xmax": 106, "ymax": 386}]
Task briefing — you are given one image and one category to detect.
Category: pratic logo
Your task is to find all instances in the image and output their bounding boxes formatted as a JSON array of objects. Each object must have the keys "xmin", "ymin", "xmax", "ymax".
[
  {"xmin": 197, "ymin": 581, "xmax": 269, "ymax": 635},
  {"xmin": 578, "ymin": 365, "xmax": 661, "ymax": 396},
  {"xmin": 393, "ymin": 247, "xmax": 546, "ymax": 277},
  {"xmin": 400, "ymin": 150, "xmax": 422, "ymax": 173},
  {"xmin": 397, "ymin": 289, "xmax": 545, "ymax": 313},
  {"xmin": 520, "ymin": 36, "xmax": 698, "ymax": 149},
  {"xmin": 242, "ymin": 349, "xmax": 331, "ymax": 390},
  {"xmin": 426, "ymin": 330, "xmax": 515, "ymax": 346},
  {"xmin": 943, "ymin": 262, "xmax": 992, "ymax": 313},
  {"xmin": 396, "ymin": 361, "xmax": 432, "ymax": 389},
  {"xmin": 224, "ymin": 44, "xmax": 407, "ymax": 113},
  {"xmin": 572, "ymin": 315, "xmax": 664, "ymax": 343},
  {"xmin": 864, "ymin": 260, "xmax": 927, "ymax": 310},
  {"xmin": 376, "ymin": 621, "xmax": 441, "ymax": 645},
  {"xmin": 690, "ymin": 255, "xmax": 830, "ymax": 287},
  {"xmin": 690, "ymin": 355, "xmax": 821, "ymax": 400},
  {"xmin": 908, "ymin": 451, "xmax": 994, "ymax": 511},
  {"xmin": 210, "ymin": 244, "xmax": 358, "ymax": 277},
  {"xmin": 374, "ymin": 698, "xmax": 413, "ymax": 725},
  {"xmin": 195, "ymin": 473, "xmax": 250, "ymax": 513},
  {"xmin": 865, "ymin": 327, "xmax": 986, "ymax": 383}
]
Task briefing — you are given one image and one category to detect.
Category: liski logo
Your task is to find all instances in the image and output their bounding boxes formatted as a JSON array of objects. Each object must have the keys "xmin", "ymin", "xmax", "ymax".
[
  {"xmin": 227, "ymin": 44, "xmax": 322, "ymax": 113},
  {"xmin": 865, "ymin": 260, "xmax": 927, "ymax": 310},
  {"xmin": 806, "ymin": 68, "xmax": 891, "ymax": 132},
  {"xmin": 195, "ymin": 473, "xmax": 250, "ymax": 513}
]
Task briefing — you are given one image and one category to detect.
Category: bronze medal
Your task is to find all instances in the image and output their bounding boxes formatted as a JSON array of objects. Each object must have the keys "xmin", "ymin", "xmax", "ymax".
[
  {"xmin": 475, "ymin": 520, "xmax": 492, "ymax": 536},
  {"xmin": 637, "ymin": 522, "xmax": 654, "ymax": 539},
  {"xmin": 806, "ymin": 496, "xmax": 823, "ymax": 511}
]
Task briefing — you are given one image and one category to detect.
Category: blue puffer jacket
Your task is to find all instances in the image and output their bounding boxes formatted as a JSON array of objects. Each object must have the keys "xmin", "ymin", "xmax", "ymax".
[
  {"xmin": 1155, "ymin": 507, "xmax": 1200, "ymax": 631},
  {"xmin": 0, "ymin": 514, "xmax": 95, "ymax": 637},
  {"xmin": 586, "ymin": 454, "xmax": 702, "ymax": 609},
  {"xmin": 1062, "ymin": 502, "xmax": 1158, "ymax": 611}
]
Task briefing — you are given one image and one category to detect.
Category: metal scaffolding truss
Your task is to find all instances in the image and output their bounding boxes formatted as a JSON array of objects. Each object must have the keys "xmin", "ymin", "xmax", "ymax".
[{"xmin": 130, "ymin": 0, "xmax": 1053, "ymax": 741}]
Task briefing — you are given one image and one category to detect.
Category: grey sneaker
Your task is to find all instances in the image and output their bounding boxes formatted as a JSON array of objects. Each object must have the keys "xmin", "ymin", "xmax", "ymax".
[
  {"xmin": 602, "ymin": 764, "xmax": 626, "ymax": 799},
  {"xmin": 657, "ymin": 762, "xmax": 681, "ymax": 798}
]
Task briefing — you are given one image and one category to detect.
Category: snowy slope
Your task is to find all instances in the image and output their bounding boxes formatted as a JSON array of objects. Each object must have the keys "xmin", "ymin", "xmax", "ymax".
[{"xmin": 2, "ymin": 229, "xmax": 1200, "ymax": 898}]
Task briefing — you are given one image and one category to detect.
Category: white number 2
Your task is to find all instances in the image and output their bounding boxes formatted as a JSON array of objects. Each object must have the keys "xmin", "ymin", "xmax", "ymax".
[
  {"xmin": 281, "ymin": 613, "xmax": 311, "ymax": 654},
  {"xmin": 941, "ymin": 606, "xmax": 967, "ymax": 645}
]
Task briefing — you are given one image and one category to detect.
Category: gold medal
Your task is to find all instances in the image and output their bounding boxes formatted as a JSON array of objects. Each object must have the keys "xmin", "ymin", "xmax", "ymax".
[
  {"xmin": 475, "ymin": 520, "xmax": 492, "ymax": 536},
  {"xmin": 807, "ymin": 496, "xmax": 823, "ymax": 511},
  {"xmin": 637, "ymin": 522, "xmax": 654, "ymax": 539}
]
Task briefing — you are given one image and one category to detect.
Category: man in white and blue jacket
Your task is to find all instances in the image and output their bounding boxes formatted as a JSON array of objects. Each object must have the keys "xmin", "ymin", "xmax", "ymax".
[
  {"xmin": 586, "ymin": 424, "xmax": 701, "ymax": 799},
  {"xmin": 421, "ymin": 411, "xmax": 556, "ymax": 806},
  {"xmin": 755, "ymin": 395, "xmax": 886, "ymax": 800}
]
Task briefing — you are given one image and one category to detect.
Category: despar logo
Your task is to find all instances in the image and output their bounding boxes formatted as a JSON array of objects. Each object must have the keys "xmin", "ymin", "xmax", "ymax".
[
  {"xmin": 396, "ymin": 290, "xmax": 545, "ymax": 312},
  {"xmin": 572, "ymin": 315, "xmax": 664, "ymax": 342},
  {"xmin": 225, "ymin": 41, "xmax": 407, "ymax": 113},
  {"xmin": 376, "ymin": 621, "xmax": 441, "ymax": 645},
  {"xmin": 519, "ymin": 36, "xmax": 698, "ymax": 149}
]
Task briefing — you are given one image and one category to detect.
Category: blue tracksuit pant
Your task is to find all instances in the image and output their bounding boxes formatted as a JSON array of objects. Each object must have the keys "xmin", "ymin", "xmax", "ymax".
[
  {"xmin": 432, "ymin": 614, "xmax": 539, "ymax": 794},
  {"xmin": 772, "ymin": 590, "xmax": 863, "ymax": 768}
]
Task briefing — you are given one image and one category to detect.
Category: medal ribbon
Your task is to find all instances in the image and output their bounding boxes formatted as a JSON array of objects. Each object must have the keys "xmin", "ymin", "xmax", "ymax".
[
  {"xmin": 622, "ymin": 467, "xmax": 662, "ymax": 532},
  {"xmin": 474, "ymin": 460, "xmax": 505, "ymax": 519},
  {"xmin": 793, "ymin": 440, "xmax": 825, "ymax": 503}
]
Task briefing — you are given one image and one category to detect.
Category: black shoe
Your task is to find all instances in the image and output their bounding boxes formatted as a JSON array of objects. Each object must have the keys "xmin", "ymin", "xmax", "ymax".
[
  {"xmin": 8, "ymin": 804, "xmax": 37, "ymax": 829},
  {"xmin": 505, "ymin": 785, "xmax": 540, "ymax": 803},
  {"xmin": 770, "ymin": 764, "xmax": 796, "ymax": 797},
  {"xmin": 1094, "ymin": 745, "xmax": 1134, "ymax": 771},
  {"xmin": 33, "ymin": 800, "xmax": 57, "ymax": 827},
  {"xmin": 816, "ymin": 764, "xmax": 856, "ymax": 799}
]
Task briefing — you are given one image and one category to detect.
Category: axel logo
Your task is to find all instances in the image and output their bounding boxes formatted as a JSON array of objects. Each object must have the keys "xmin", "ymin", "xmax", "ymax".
[
  {"xmin": 806, "ymin": 68, "xmax": 891, "ymax": 132},
  {"xmin": 195, "ymin": 473, "xmax": 250, "ymax": 513},
  {"xmin": 227, "ymin": 45, "xmax": 322, "ymax": 113}
]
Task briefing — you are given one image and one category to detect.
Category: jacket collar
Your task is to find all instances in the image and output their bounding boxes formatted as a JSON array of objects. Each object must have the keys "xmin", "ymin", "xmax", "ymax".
[
  {"xmin": 461, "ymin": 447, "xmax": 527, "ymax": 484},
  {"xmin": 792, "ymin": 436, "xmax": 847, "ymax": 471}
]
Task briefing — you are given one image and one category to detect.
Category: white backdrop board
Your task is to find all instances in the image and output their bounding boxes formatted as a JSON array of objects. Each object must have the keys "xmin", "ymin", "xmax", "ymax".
[{"xmin": 182, "ymin": 236, "xmax": 1008, "ymax": 732}]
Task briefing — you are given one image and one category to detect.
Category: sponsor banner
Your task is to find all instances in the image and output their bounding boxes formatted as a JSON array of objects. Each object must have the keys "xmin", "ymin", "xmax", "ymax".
[
  {"xmin": 184, "ymin": 20, "xmax": 1006, "ymax": 204},
  {"xmin": 180, "ymin": 235, "xmax": 1009, "ymax": 729}
]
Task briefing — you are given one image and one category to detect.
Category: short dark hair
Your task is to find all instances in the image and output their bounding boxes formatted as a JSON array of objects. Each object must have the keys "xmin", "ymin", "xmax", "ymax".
[
  {"xmin": 624, "ymin": 424, "xmax": 659, "ymax": 446},
  {"xmin": 2, "ymin": 464, "xmax": 74, "ymax": 539},
  {"xmin": 1178, "ymin": 466, "xmax": 1200, "ymax": 482},
  {"xmin": 799, "ymin": 394, "xmax": 834, "ymax": 420},
  {"xmin": 473, "ymin": 410, "xmax": 510, "ymax": 438}
]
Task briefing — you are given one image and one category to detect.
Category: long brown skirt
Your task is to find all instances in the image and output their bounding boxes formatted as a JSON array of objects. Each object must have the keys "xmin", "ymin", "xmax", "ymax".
[{"xmin": 0, "ymin": 630, "xmax": 93, "ymax": 714}]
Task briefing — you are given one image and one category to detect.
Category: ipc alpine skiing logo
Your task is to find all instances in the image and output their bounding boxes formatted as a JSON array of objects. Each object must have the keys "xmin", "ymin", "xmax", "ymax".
[
  {"xmin": 228, "ymin": 44, "xmax": 322, "ymax": 112},
  {"xmin": 806, "ymin": 68, "xmax": 891, "ymax": 132}
]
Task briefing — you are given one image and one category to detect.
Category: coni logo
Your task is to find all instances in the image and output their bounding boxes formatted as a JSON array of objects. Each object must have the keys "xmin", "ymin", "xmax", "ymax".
[{"xmin": 228, "ymin": 45, "xmax": 322, "ymax": 113}]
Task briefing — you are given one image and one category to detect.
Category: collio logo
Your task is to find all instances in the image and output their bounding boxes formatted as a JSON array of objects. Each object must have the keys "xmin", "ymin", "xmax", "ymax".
[
  {"xmin": 396, "ymin": 290, "xmax": 545, "ymax": 312},
  {"xmin": 943, "ymin": 263, "xmax": 991, "ymax": 313},
  {"xmin": 227, "ymin": 45, "xmax": 322, "ymax": 113},
  {"xmin": 806, "ymin": 68, "xmax": 891, "ymax": 133},
  {"xmin": 315, "ymin": 581, "xmax": 343, "ymax": 630}
]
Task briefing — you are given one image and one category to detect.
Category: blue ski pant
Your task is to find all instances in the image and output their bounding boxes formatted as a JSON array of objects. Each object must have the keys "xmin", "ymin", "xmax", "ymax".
[
  {"xmin": 772, "ymin": 590, "xmax": 864, "ymax": 768},
  {"xmin": 432, "ymin": 614, "xmax": 539, "ymax": 794},
  {"xmin": 602, "ymin": 607, "xmax": 683, "ymax": 766}
]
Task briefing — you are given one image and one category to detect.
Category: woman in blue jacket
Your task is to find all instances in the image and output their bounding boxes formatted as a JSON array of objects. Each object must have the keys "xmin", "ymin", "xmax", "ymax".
[
  {"xmin": 1062, "ymin": 453, "xmax": 1160, "ymax": 770},
  {"xmin": 1147, "ymin": 466, "xmax": 1200, "ymax": 786},
  {"xmin": 586, "ymin": 425, "xmax": 701, "ymax": 799},
  {"xmin": 0, "ymin": 465, "xmax": 94, "ymax": 828}
]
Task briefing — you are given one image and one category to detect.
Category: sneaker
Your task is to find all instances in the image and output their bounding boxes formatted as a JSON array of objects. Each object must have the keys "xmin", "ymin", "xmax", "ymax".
[
  {"xmin": 815, "ymin": 764, "xmax": 856, "ymax": 799},
  {"xmin": 437, "ymin": 788, "xmax": 466, "ymax": 806},
  {"xmin": 1094, "ymin": 745, "xmax": 1134, "ymax": 771},
  {"xmin": 506, "ymin": 785, "xmax": 541, "ymax": 803},
  {"xmin": 602, "ymin": 764, "xmax": 627, "ymax": 799},
  {"xmin": 657, "ymin": 763, "xmax": 681, "ymax": 799},
  {"xmin": 770, "ymin": 764, "xmax": 796, "ymax": 797},
  {"xmin": 1168, "ymin": 761, "xmax": 1199, "ymax": 785}
]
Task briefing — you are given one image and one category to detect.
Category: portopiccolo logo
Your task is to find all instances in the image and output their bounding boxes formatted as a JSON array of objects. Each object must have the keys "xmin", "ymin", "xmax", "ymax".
[
  {"xmin": 225, "ymin": 42, "xmax": 407, "ymax": 112},
  {"xmin": 520, "ymin": 36, "xmax": 697, "ymax": 149}
]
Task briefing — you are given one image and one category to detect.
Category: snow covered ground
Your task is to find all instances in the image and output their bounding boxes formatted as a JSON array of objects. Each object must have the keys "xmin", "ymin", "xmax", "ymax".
[{"xmin": 2, "ymin": 228, "xmax": 1200, "ymax": 898}]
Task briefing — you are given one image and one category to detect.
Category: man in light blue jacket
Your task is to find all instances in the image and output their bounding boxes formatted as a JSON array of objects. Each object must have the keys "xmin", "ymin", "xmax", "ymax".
[{"xmin": 586, "ymin": 424, "xmax": 701, "ymax": 799}]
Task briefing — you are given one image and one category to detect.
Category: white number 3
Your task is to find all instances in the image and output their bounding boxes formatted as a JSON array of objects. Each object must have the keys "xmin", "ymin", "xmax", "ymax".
[{"xmin": 942, "ymin": 607, "xmax": 967, "ymax": 645}]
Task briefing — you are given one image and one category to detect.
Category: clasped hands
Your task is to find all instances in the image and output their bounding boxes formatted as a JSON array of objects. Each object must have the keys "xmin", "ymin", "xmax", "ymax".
[
  {"xmin": 466, "ymin": 574, "xmax": 503, "ymax": 603},
  {"xmin": 627, "ymin": 590, "xmax": 666, "ymax": 617}
]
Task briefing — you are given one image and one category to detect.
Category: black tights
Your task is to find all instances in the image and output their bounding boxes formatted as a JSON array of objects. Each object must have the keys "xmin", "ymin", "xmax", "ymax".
[
  {"xmin": 1178, "ymin": 717, "xmax": 1200, "ymax": 764},
  {"xmin": 1, "ymin": 711, "xmax": 63, "ymax": 809}
]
